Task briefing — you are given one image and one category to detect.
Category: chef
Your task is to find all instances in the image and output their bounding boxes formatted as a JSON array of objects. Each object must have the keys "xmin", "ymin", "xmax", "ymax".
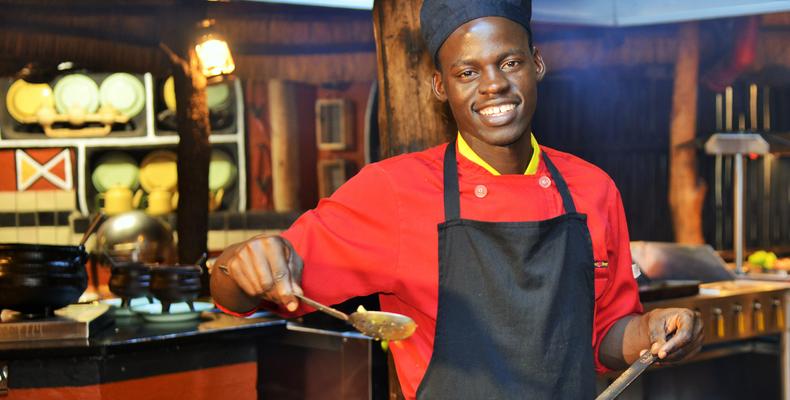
[{"xmin": 211, "ymin": 0, "xmax": 704, "ymax": 398}]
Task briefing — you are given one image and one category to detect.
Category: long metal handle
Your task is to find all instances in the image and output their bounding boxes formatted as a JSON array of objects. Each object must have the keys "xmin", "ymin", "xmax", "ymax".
[
  {"xmin": 294, "ymin": 294, "xmax": 349, "ymax": 321},
  {"xmin": 80, "ymin": 212, "xmax": 104, "ymax": 246},
  {"xmin": 596, "ymin": 352, "xmax": 656, "ymax": 400}
]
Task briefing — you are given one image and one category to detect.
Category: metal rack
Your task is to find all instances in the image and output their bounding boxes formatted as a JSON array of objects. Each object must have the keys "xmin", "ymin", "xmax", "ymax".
[{"xmin": 705, "ymin": 133, "xmax": 770, "ymax": 275}]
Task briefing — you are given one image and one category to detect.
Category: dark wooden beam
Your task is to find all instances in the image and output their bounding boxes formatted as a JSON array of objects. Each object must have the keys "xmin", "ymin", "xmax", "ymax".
[
  {"xmin": 668, "ymin": 22, "xmax": 706, "ymax": 244},
  {"xmin": 163, "ymin": 4, "xmax": 211, "ymax": 289},
  {"xmin": 372, "ymin": 0, "xmax": 454, "ymax": 159}
]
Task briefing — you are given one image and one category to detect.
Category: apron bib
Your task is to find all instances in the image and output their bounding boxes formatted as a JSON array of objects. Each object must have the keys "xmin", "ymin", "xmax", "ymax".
[{"xmin": 416, "ymin": 143, "xmax": 596, "ymax": 399}]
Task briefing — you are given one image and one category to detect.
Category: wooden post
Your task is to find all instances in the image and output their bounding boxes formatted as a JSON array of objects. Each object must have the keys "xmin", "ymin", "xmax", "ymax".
[
  {"xmin": 173, "ymin": 50, "xmax": 210, "ymax": 265},
  {"xmin": 669, "ymin": 22, "xmax": 706, "ymax": 244},
  {"xmin": 269, "ymin": 79, "xmax": 302, "ymax": 212},
  {"xmin": 373, "ymin": 0, "xmax": 455, "ymax": 158},
  {"xmin": 164, "ymin": 6, "xmax": 210, "ymax": 278}
]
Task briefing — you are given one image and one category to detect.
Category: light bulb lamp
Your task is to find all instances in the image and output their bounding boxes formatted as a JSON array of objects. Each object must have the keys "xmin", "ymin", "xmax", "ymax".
[{"xmin": 194, "ymin": 19, "xmax": 235, "ymax": 81}]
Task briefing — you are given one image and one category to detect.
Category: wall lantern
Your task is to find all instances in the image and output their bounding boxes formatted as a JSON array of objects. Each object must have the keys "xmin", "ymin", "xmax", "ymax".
[{"xmin": 194, "ymin": 19, "xmax": 235, "ymax": 79}]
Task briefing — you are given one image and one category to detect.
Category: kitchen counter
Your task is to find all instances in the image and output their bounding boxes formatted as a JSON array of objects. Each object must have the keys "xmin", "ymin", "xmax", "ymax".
[
  {"xmin": 0, "ymin": 308, "xmax": 287, "ymax": 400},
  {"xmin": 0, "ymin": 308, "xmax": 285, "ymax": 354},
  {"xmin": 0, "ymin": 306, "xmax": 388, "ymax": 400}
]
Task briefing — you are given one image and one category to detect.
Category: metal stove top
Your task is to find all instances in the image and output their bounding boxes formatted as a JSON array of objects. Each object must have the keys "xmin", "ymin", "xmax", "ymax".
[
  {"xmin": 0, "ymin": 304, "xmax": 112, "ymax": 343},
  {"xmin": 645, "ymin": 279, "xmax": 790, "ymax": 345}
]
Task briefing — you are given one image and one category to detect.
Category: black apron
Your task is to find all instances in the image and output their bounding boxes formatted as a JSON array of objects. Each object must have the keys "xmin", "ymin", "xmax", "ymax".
[{"xmin": 416, "ymin": 143, "xmax": 596, "ymax": 399}]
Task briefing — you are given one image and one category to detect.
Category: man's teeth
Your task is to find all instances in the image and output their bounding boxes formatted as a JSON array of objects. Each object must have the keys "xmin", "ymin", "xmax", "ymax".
[{"xmin": 479, "ymin": 104, "xmax": 516, "ymax": 116}]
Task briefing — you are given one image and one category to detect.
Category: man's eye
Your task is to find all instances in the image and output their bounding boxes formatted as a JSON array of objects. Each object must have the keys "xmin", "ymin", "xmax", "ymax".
[
  {"xmin": 458, "ymin": 70, "xmax": 475, "ymax": 78},
  {"xmin": 502, "ymin": 60, "xmax": 520, "ymax": 69}
]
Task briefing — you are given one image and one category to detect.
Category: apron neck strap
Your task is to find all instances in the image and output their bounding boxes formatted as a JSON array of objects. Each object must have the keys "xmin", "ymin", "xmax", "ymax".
[
  {"xmin": 541, "ymin": 152, "xmax": 577, "ymax": 214},
  {"xmin": 443, "ymin": 141, "xmax": 462, "ymax": 221},
  {"xmin": 442, "ymin": 141, "xmax": 578, "ymax": 220}
]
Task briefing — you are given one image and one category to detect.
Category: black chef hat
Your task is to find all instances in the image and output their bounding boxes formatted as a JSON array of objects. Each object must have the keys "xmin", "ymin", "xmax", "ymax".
[{"xmin": 420, "ymin": 0, "xmax": 533, "ymax": 62}]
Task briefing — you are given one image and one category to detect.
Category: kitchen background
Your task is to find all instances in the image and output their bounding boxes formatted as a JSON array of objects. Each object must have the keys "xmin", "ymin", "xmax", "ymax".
[{"xmin": 0, "ymin": 1, "xmax": 788, "ymax": 258}]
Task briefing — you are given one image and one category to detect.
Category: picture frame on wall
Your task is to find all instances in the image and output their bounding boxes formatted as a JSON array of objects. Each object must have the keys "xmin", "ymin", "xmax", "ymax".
[
  {"xmin": 316, "ymin": 99, "xmax": 353, "ymax": 151},
  {"xmin": 317, "ymin": 159, "xmax": 348, "ymax": 199}
]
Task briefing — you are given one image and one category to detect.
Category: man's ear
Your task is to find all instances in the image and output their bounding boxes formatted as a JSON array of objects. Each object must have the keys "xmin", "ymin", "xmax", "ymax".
[
  {"xmin": 532, "ymin": 47, "xmax": 547, "ymax": 82},
  {"xmin": 432, "ymin": 70, "xmax": 448, "ymax": 102}
]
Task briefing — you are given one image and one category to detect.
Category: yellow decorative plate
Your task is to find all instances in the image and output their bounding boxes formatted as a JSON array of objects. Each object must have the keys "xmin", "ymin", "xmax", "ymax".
[
  {"xmin": 139, "ymin": 150, "xmax": 178, "ymax": 192},
  {"xmin": 163, "ymin": 76, "xmax": 176, "ymax": 112},
  {"xmin": 5, "ymin": 79, "xmax": 54, "ymax": 123}
]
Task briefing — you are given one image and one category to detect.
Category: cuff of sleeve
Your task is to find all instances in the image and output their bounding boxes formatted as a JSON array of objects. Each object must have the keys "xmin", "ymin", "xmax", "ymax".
[
  {"xmin": 594, "ymin": 312, "xmax": 643, "ymax": 374},
  {"xmin": 214, "ymin": 301, "xmax": 258, "ymax": 318}
]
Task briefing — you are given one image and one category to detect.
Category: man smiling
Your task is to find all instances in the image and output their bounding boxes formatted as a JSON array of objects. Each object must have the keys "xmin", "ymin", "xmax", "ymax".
[{"xmin": 211, "ymin": 0, "xmax": 704, "ymax": 398}]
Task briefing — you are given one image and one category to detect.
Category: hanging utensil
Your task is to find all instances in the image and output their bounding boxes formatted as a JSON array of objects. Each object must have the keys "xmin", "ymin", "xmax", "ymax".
[
  {"xmin": 196, "ymin": 252, "xmax": 208, "ymax": 267},
  {"xmin": 294, "ymin": 293, "xmax": 417, "ymax": 341},
  {"xmin": 80, "ymin": 212, "xmax": 104, "ymax": 246},
  {"xmin": 595, "ymin": 351, "xmax": 656, "ymax": 400}
]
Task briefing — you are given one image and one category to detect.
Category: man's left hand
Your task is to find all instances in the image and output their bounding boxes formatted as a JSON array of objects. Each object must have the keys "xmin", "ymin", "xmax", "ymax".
[{"xmin": 644, "ymin": 308, "xmax": 704, "ymax": 363}]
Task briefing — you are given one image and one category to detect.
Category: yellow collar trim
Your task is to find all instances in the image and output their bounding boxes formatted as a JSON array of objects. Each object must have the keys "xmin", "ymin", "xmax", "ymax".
[{"xmin": 457, "ymin": 133, "xmax": 541, "ymax": 175}]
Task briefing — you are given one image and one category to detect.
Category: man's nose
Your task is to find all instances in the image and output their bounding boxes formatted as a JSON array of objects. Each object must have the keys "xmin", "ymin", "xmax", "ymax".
[{"xmin": 479, "ymin": 67, "xmax": 509, "ymax": 95}]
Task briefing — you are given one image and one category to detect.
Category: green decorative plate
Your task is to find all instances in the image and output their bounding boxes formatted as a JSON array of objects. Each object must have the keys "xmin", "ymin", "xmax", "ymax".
[
  {"xmin": 99, "ymin": 73, "xmax": 145, "ymax": 118},
  {"xmin": 209, "ymin": 149, "xmax": 237, "ymax": 191},
  {"xmin": 53, "ymin": 74, "xmax": 100, "ymax": 114},
  {"xmin": 92, "ymin": 152, "xmax": 139, "ymax": 192},
  {"xmin": 206, "ymin": 82, "xmax": 231, "ymax": 112}
]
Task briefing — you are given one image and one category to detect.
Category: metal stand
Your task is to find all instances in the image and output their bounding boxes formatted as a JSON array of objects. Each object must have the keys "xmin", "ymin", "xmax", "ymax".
[{"xmin": 704, "ymin": 133, "xmax": 769, "ymax": 275}]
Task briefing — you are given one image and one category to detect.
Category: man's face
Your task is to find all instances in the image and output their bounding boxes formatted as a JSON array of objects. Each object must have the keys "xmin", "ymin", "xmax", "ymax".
[{"xmin": 432, "ymin": 16, "xmax": 545, "ymax": 148}]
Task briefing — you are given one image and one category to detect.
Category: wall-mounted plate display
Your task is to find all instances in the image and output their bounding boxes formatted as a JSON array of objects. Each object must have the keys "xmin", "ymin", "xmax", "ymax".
[
  {"xmin": 162, "ymin": 77, "xmax": 230, "ymax": 113},
  {"xmin": 156, "ymin": 77, "xmax": 238, "ymax": 135},
  {"xmin": 53, "ymin": 74, "xmax": 100, "ymax": 114},
  {"xmin": 139, "ymin": 150, "xmax": 178, "ymax": 193},
  {"xmin": 99, "ymin": 73, "xmax": 145, "ymax": 118},
  {"xmin": 5, "ymin": 80, "xmax": 54, "ymax": 124},
  {"xmin": 91, "ymin": 151, "xmax": 140, "ymax": 192},
  {"xmin": 0, "ymin": 73, "xmax": 149, "ymax": 140}
]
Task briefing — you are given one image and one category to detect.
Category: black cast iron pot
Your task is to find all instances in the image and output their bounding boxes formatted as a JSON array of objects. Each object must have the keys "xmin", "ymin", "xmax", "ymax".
[
  {"xmin": 149, "ymin": 265, "xmax": 202, "ymax": 313},
  {"xmin": 0, "ymin": 243, "xmax": 88, "ymax": 316},
  {"xmin": 108, "ymin": 260, "xmax": 152, "ymax": 307}
]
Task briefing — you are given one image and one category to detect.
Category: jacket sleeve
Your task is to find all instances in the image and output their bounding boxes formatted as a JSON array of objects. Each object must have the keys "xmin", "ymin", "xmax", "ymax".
[
  {"xmin": 593, "ymin": 180, "xmax": 644, "ymax": 373},
  {"xmin": 279, "ymin": 163, "xmax": 401, "ymax": 312}
]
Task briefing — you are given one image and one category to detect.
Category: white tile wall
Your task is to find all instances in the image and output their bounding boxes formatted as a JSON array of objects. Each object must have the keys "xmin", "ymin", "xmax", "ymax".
[
  {"xmin": 15, "ymin": 192, "xmax": 37, "ymax": 212},
  {"xmin": 0, "ymin": 227, "xmax": 18, "ymax": 242}
]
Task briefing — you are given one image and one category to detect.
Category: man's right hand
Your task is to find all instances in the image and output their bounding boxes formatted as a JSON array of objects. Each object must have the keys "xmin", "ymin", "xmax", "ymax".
[{"xmin": 210, "ymin": 235, "xmax": 304, "ymax": 313}]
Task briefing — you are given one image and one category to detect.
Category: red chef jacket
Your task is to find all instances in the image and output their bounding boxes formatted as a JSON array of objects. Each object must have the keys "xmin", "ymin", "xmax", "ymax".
[{"xmin": 245, "ymin": 141, "xmax": 641, "ymax": 400}]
